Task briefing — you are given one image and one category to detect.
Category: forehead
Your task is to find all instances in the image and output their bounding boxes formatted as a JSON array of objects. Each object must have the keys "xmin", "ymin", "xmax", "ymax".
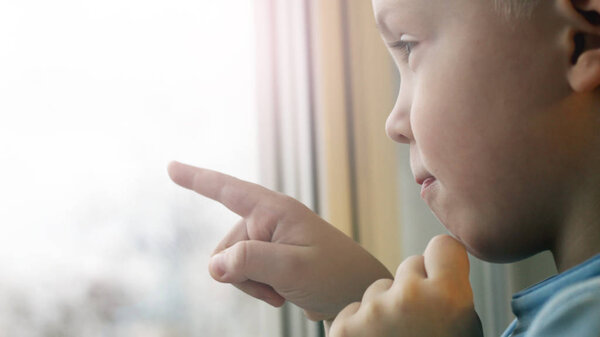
[
  {"xmin": 372, "ymin": 0, "xmax": 431, "ymax": 18},
  {"xmin": 372, "ymin": 0, "xmax": 442, "ymax": 35},
  {"xmin": 373, "ymin": 0, "xmax": 411, "ymax": 23}
]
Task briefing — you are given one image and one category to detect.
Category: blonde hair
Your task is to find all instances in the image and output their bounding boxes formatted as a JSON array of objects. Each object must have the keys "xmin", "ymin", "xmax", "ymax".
[{"xmin": 494, "ymin": 0, "xmax": 541, "ymax": 18}]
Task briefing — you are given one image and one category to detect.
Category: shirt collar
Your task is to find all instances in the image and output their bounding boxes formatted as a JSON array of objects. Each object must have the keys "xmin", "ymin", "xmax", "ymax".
[{"xmin": 510, "ymin": 253, "xmax": 600, "ymax": 333}]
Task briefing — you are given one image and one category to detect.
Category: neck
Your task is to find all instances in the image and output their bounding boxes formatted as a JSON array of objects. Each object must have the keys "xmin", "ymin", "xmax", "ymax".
[
  {"xmin": 550, "ymin": 93, "xmax": 600, "ymax": 273},
  {"xmin": 551, "ymin": 167, "xmax": 600, "ymax": 273}
]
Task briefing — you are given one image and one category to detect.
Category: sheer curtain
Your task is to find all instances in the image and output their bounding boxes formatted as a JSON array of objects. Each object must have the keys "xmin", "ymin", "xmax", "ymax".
[
  {"xmin": 255, "ymin": 0, "xmax": 321, "ymax": 335},
  {"xmin": 255, "ymin": 0, "xmax": 402, "ymax": 335}
]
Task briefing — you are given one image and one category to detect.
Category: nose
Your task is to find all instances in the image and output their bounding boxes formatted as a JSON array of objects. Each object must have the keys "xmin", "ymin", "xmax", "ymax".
[{"xmin": 385, "ymin": 88, "xmax": 413, "ymax": 144}]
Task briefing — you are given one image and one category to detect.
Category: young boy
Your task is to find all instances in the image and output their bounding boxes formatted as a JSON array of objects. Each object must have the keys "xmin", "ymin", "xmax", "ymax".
[{"xmin": 168, "ymin": 0, "xmax": 600, "ymax": 335}]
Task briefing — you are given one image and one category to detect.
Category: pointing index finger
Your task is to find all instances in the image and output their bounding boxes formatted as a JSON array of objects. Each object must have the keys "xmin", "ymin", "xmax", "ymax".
[{"xmin": 168, "ymin": 161, "xmax": 277, "ymax": 218}]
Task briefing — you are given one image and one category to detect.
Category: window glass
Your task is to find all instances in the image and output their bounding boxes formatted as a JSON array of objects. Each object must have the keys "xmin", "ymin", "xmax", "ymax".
[{"xmin": 0, "ymin": 1, "xmax": 262, "ymax": 335}]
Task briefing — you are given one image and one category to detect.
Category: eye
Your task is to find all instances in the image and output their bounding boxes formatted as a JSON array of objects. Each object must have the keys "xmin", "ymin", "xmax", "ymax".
[{"xmin": 388, "ymin": 39, "xmax": 418, "ymax": 62}]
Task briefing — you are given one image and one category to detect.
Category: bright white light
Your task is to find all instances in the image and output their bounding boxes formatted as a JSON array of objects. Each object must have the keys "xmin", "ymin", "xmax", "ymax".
[{"xmin": 0, "ymin": 0, "xmax": 260, "ymax": 335}]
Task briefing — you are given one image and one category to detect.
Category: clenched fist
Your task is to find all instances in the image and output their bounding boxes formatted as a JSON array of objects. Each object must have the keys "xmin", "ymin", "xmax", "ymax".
[{"xmin": 329, "ymin": 235, "xmax": 483, "ymax": 337}]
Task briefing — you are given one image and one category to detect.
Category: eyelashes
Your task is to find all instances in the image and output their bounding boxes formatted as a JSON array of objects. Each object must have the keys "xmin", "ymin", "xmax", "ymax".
[{"xmin": 388, "ymin": 40, "xmax": 418, "ymax": 62}]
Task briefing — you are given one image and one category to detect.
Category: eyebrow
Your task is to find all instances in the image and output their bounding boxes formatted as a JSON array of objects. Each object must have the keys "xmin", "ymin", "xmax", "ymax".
[
  {"xmin": 375, "ymin": 21, "xmax": 388, "ymax": 35},
  {"xmin": 375, "ymin": 7, "xmax": 394, "ymax": 35}
]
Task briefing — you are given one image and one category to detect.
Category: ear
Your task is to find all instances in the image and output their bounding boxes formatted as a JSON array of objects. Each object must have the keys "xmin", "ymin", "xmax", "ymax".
[{"xmin": 561, "ymin": 0, "xmax": 600, "ymax": 92}]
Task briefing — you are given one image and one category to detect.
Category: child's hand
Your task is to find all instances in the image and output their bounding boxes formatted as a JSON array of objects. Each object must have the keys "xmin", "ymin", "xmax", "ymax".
[
  {"xmin": 329, "ymin": 235, "xmax": 483, "ymax": 337},
  {"xmin": 167, "ymin": 161, "xmax": 393, "ymax": 321}
]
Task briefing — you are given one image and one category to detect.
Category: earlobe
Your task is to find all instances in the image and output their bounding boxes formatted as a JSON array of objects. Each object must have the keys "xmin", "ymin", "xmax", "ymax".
[
  {"xmin": 568, "ymin": 48, "xmax": 600, "ymax": 92},
  {"xmin": 562, "ymin": 0, "xmax": 600, "ymax": 92}
]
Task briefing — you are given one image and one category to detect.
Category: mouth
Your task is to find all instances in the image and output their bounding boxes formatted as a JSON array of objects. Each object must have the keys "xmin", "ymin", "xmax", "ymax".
[
  {"xmin": 420, "ymin": 177, "xmax": 437, "ymax": 199},
  {"xmin": 415, "ymin": 175, "xmax": 434, "ymax": 186},
  {"xmin": 420, "ymin": 176, "xmax": 436, "ymax": 188},
  {"xmin": 415, "ymin": 174, "xmax": 437, "ymax": 199}
]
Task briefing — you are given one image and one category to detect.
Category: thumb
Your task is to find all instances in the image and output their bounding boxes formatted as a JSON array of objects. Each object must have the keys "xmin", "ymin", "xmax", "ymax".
[
  {"xmin": 209, "ymin": 240, "xmax": 310, "ymax": 288},
  {"xmin": 423, "ymin": 234, "xmax": 470, "ymax": 283}
]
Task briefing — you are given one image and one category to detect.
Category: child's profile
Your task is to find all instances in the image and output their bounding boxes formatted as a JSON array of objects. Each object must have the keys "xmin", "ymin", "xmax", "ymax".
[{"xmin": 169, "ymin": 0, "xmax": 600, "ymax": 336}]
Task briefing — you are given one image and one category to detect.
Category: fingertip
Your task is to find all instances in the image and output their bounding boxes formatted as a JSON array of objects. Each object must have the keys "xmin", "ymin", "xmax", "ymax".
[
  {"xmin": 209, "ymin": 253, "xmax": 227, "ymax": 281},
  {"xmin": 167, "ymin": 160, "xmax": 182, "ymax": 182},
  {"xmin": 167, "ymin": 160, "xmax": 194, "ymax": 188},
  {"xmin": 428, "ymin": 234, "xmax": 455, "ymax": 245},
  {"xmin": 427, "ymin": 234, "xmax": 466, "ymax": 255},
  {"xmin": 167, "ymin": 160, "xmax": 180, "ymax": 173},
  {"xmin": 424, "ymin": 234, "xmax": 470, "ymax": 281}
]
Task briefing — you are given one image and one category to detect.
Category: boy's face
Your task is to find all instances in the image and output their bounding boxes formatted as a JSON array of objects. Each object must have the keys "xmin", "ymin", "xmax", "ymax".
[{"xmin": 374, "ymin": 0, "xmax": 577, "ymax": 262}]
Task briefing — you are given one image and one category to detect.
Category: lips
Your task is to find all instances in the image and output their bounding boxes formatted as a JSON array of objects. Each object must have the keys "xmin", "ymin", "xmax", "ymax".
[
  {"xmin": 415, "ymin": 174, "xmax": 435, "ymax": 186},
  {"xmin": 412, "ymin": 160, "xmax": 435, "ymax": 196},
  {"xmin": 414, "ymin": 172, "xmax": 437, "ymax": 199},
  {"xmin": 419, "ymin": 176, "xmax": 436, "ymax": 199},
  {"xmin": 421, "ymin": 177, "xmax": 436, "ymax": 189},
  {"xmin": 421, "ymin": 177, "xmax": 435, "ymax": 188}
]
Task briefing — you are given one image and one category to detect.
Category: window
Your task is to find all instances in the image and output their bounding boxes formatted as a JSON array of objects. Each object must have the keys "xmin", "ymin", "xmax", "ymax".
[{"xmin": 0, "ymin": 1, "xmax": 269, "ymax": 335}]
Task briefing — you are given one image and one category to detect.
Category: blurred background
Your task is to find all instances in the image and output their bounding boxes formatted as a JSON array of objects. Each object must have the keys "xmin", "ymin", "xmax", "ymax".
[
  {"xmin": 0, "ymin": 0, "xmax": 557, "ymax": 336},
  {"xmin": 0, "ymin": 0, "xmax": 266, "ymax": 336}
]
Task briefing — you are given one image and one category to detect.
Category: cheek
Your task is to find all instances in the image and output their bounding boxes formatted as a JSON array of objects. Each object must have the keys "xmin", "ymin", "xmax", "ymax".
[
  {"xmin": 410, "ymin": 58, "xmax": 566, "ymax": 262},
  {"xmin": 405, "ymin": 9, "xmax": 573, "ymax": 261},
  {"xmin": 409, "ymin": 49, "xmax": 536, "ymax": 249},
  {"xmin": 411, "ymin": 29, "xmax": 545, "ymax": 189},
  {"xmin": 411, "ymin": 66, "xmax": 486, "ymax": 184}
]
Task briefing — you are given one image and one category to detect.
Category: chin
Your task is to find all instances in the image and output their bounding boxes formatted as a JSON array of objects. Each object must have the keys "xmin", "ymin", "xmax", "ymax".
[
  {"xmin": 452, "ymin": 227, "xmax": 543, "ymax": 264},
  {"xmin": 431, "ymin": 191, "xmax": 550, "ymax": 264},
  {"xmin": 438, "ymin": 212, "xmax": 541, "ymax": 264}
]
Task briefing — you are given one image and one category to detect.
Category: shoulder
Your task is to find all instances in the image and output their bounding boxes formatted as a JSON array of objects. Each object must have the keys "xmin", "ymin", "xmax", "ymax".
[{"xmin": 526, "ymin": 276, "xmax": 600, "ymax": 337}]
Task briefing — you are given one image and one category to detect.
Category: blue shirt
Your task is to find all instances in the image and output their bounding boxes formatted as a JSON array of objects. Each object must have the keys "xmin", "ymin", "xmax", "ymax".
[{"xmin": 500, "ymin": 253, "xmax": 600, "ymax": 337}]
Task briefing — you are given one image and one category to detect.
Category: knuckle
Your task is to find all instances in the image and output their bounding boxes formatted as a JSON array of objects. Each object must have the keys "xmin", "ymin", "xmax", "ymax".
[
  {"xmin": 408, "ymin": 254, "xmax": 425, "ymax": 264},
  {"xmin": 391, "ymin": 278, "xmax": 421, "ymax": 310},
  {"xmin": 251, "ymin": 194, "xmax": 294, "ymax": 222},
  {"xmin": 330, "ymin": 301, "xmax": 360, "ymax": 337},
  {"xmin": 230, "ymin": 241, "xmax": 250, "ymax": 272},
  {"xmin": 401, "ymin": 254, "xmax": 422, "ymax": 267},
  {"xmin": 367, "ymin": 278, "xmax": 389, "ymax": 291},
  {"xmin": 361, "ymin": 300, "xmax": 384, "ymax": 322},
  {"xmin": 252, "ymin": 201, "xmax": 276, "ymax": 219},
  {"xmin": 376, "ymin": 278, "xmax": 393, "ymax": 287},
  {"xmin": 395, "ymin": 255, "xmax": 424, "ymax": 278},
  {"xmin": 362, "ymin": 278, "xmax": 392, "ymax": 303},
  {"xmin": 247, "ymin": 208, "xmax": 278, "ymax": 240},
  {"xmin": 279, "ymin": 194, "xmax": 311, "ymax": 216},
  {"xmin": 330, "ymin": 320, "xmax": 351, "ymax": 337}
]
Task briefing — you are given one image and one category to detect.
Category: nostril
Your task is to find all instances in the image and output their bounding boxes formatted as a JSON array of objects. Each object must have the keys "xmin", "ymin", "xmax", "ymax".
[
  {"xmin": 387, "ymin": 130, "xmax": 410, "ymax": 144},
  {"xmin": 385, "ymin": 121, "xmax": 410, "ymax": 143},
  {"xmin": 395, "ymin": 134, "xmax": 411, "ymax": 144},
  {"xmin": 385, "ymin": 108, "xmax": 412, "ymax": 143}
]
